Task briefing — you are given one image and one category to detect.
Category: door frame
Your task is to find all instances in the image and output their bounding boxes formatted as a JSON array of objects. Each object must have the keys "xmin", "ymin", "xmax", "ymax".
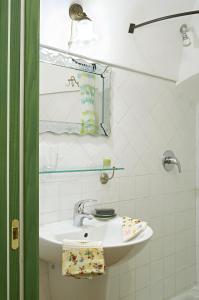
[
  {"xmin": 0, "ymin": 0, "xmax": 8, "ymax": 299},
  {"xmin": 0, "ymin": 1, "xmax": 40, "ymax": 299}
]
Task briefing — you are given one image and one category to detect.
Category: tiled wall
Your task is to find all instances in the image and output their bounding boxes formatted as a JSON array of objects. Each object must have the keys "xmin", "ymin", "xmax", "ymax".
[
  {"xmin": 40, "ymin": 261, "xmax": 51, "ymax": 300},
  {"xmin": 40, "ymin": 67, "xmax": 197, "ymax": 300}
]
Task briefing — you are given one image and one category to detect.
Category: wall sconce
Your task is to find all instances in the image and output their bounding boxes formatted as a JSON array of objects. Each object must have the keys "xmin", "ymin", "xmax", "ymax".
[
  {"xmin": 180, "ymin": 24, "xmax": 191, "ymax": 47},
  {"xmin": 69, "ymin": 3, "xmax": 91, "ymax": 21},
  {"xmin": 68, "ymin": 3, "xmax": 97, "ymax": 47}
]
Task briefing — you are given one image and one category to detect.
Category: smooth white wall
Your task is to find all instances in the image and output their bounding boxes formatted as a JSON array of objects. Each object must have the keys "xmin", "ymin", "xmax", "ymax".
[
  {"xmin": 178, "ymin": 0, "xmax": 199, "ymax": 82},
  {"xmin": 40, "ymin": 0, "xmax": 195, "ymax": 81}
]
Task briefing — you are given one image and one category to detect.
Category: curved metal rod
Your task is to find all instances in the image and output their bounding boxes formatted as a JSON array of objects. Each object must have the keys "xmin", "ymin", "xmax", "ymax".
[
  {"xmin": 129, "ymin": 10, "xmax": 199, "ymax": 34},
  {"xmin": 108, "ymin": 167, "xmax": 115, "ymax": 181},
  {"xmin": 100, "ymin": 167, "xmax": 116, "ymax": 184}
]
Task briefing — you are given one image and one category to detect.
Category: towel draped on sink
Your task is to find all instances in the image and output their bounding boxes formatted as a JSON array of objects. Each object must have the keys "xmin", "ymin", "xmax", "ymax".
[
  {"xmin": 62, "ymin": 240, "xmax": 105, "ymax": 279},
  {"xmin": 122, "ymin": 217, "xmax": 147, "ymax": 242}
]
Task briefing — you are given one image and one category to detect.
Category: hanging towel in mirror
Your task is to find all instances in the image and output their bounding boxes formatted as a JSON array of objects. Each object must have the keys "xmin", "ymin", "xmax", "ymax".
[
  {"xmin": 62, "ymin": 240, "xmax": 105, "ymax": 279},
  {"xmin": 78, "ymin": 72, "xmax": 98, "ymax": 135}
]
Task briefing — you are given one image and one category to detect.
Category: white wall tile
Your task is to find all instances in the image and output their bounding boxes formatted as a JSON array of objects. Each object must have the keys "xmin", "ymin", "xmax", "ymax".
[
  {"xmin": 40, "ymin": 260, "xmax": 51, "ymax": 300},
  {"xmin": 150, "ymin": 280, "xmax": 163, "ymax": 300},
  {"xmin": 105, "ymin": 275, "xmax": 120, "ymax": 300},
  {"xmin": 136, "ymin": 286, "xmax": 151, "ymax": 300},
  {"xmin": 162, "ymin": 214, "xmax": 175, "ymax": 236},
  {"xmin": 150, "ymin": 259, "xmax": 163, "ymax": 284},
  {"xmin": 119, "ymin": 270, "xmax": 136, "ymax": 298},
  {"xmin": 119, "ymin": 199, "xmax": 136, "ymax": 218},
  {"xmin": 135, "ymin": 176, "xmax": 150, "ymax": 198},
  {"xmin": 39, "ymin": 66, "xmax": 196, "ymax": 300},
  {"xmin": 148, "ymin": 216, "xmax": 163, "ymax": 240},
  {"xmin": 135, "ymin": 264, "xmax": 150, "ymax": 290},
  {"xmin": 119, "ymin": 177, "xmax": 135, "ymax": 201},
  {"xmin": 163, "ymin": 235, "xmax": 175, "ymax": 257},
  {"xmin": 164, "ymin": 255, "xmax": 175, "ymax": 278},
  {"xmin": 175, "ymin": 249, "xmax": 189, "ymax": 272},
  {"xmin": 150, "ymin": 239, "xmax": 163, "ymax": 262},
  {"xmin": 121, "ymin": 293, "xmax": 136, "ymax": 300},
  {"xmin": 164, "ymin": 275, "xmax": 175, "ymax": 299},
  {"xmin": 175, "ymin": 269, "xmax": 188, "ymax": 294}
]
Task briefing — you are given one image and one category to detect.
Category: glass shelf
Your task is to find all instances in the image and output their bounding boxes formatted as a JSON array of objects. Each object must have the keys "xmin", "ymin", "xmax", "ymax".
[{"xmin": 39, "ymin": 166, "xmax": 124, "ymax": 175}]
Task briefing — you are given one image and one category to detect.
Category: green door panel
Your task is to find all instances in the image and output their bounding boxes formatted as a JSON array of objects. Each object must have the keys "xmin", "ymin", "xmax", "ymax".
[
  {"xmin": 0, "ymin": 0, "xmax": 8, "ymax": 299},
  {"xmin": 9, "ymin": 0, "xmax": 21, "ymax": 299},
  {"xmin": 24, "ymin": 1, "xmax": 40, "ymax": 299}
]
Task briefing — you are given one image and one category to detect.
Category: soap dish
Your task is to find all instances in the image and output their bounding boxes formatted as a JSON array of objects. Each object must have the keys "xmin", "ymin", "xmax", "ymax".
[
  {"xmin": 94, "ymin": 213, "xmax": 117, "ymax": 221},
  {"xmin": 95, "ymin": 208, "xmax": 115, "ymax": 215}
]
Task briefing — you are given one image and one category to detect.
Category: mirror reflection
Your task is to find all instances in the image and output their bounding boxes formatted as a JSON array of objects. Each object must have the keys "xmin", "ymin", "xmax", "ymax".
[{"xmin": 39, "ymin": 45, "xmax": 111, "ymax": 136}]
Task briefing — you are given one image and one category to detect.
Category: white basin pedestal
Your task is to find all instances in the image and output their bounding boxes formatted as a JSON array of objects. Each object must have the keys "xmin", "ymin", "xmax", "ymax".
[{"xmin": 40, "ymin": 216, "xmax": 153, "ymax": 266}]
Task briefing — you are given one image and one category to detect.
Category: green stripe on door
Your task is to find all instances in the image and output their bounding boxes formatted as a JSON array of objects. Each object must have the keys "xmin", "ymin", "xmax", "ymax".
[
  {"xmin": 0, "ymin": 0, "xmax": 8, "ymax": 299},
  {"xmin": 24, "ymin": 0, "xmax": 40, "ymax": 299}
]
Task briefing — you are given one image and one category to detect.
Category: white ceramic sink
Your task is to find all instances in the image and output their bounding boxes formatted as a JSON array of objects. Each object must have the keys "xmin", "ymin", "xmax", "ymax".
[{"xmin": 40, "ymin": 216, "xmax": 153, "ymax": 266}]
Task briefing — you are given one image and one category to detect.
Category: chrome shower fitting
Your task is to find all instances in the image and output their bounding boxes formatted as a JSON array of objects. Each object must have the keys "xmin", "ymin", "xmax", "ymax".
[
  {"xmin": 180, "ymin": 24, "xmax": 191, "ymax": 47},
  {"xmin": 162, "ymin": 150, "xmax": 182, "ymax": 173}
]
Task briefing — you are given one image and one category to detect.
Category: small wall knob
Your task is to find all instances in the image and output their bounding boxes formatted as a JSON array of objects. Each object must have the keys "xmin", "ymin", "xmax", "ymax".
[{"xmin": 162, "ymin": 150, "xmax": 182, "ymax": 173}]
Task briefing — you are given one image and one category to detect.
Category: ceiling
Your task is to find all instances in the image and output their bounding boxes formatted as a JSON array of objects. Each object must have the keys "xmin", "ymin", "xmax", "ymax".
[{"xmin": 41, "ymin": 0, "xmax": 197, "ymax": 80}]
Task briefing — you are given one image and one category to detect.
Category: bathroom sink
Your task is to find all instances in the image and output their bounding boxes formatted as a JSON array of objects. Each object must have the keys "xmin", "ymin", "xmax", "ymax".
[{"xmin": 40, "ymin": 216, "xmax": 153, "ymax": 266}]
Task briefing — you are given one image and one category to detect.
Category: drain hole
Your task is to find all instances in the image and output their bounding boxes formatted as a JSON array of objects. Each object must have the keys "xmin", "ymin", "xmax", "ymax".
[{"xmin": 84, "ymin": 232, "xmax": 88, "ymax": 238}]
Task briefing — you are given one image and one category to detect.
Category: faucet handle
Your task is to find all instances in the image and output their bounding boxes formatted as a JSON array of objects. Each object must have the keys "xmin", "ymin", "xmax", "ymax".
[
  {"xmin": 75, "ymin": 199, "xmax": 97, "ymax": 214},
  {"xmin": 174, "ymin": 157, "xmax": 182, "ymax": 173}
]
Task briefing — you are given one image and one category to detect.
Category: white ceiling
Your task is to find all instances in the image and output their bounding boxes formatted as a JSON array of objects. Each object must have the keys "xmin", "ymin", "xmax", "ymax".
[{"xmin": 41, "ymin": 0, "xmax": 197, "ymax": 80}]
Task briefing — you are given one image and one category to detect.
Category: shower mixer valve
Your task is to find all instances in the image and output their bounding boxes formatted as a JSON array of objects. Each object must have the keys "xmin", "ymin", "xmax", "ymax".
[{"xmin": 162, "ymin": 150, "xmax": 182, "ymax": 173}]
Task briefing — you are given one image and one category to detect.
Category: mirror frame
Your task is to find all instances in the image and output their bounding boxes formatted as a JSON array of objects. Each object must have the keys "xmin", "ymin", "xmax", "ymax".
[{"xmin": 40, "ymin": 45, "xmax": 111, "ymax": 136}]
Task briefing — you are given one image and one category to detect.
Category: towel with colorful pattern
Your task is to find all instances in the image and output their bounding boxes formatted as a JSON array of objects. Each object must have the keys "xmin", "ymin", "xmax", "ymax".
[
  {"xmin": 62, "ymin": 240, "xmax": 105, "ymax": 279},
  {"xmin": 122, "ymin": 217, "xmax": 147, "ymax": 242}
]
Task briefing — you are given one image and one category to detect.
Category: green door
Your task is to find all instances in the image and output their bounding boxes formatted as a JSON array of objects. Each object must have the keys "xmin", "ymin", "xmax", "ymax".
[
  {"xmin": 9, "ymin": 0, "xmax": 21, "ymax": 299},
  {"xmin": 0, "ymin": 0, "xmax": 21, "ymax": 299},
  {"xmin": 24, "ymin": 0, "xmax": 40, "ymax": 299},
  {"xmin": 0, "ymin": 0, "xmax": 9, "ymax": 299},
  {"xmin": 0, "ymin": 0, "xmax": 39, "ymax": 299}
]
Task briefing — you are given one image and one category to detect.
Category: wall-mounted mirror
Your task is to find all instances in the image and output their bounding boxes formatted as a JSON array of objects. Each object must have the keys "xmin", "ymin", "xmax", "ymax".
[{"xmin": 40, "ymin": 45, "xmax": 111, "ymax": 136}]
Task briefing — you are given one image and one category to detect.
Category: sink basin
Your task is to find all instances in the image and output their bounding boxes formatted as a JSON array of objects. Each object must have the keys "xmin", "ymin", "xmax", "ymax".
[{"xmin": 40, "ymin": 216, "xmax": 153, "ymax": 266}]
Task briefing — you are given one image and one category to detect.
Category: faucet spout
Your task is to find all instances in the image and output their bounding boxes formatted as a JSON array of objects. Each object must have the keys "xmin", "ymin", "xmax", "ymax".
[{"xmin": 73, "ymin": 213, "xmax": 93, "ymax": 227}]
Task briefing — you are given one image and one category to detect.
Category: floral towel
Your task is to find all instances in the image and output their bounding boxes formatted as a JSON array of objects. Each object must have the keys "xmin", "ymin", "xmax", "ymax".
[
  {"xmin": 62, "ymin": 240, "xmax": 105, "ymax": 279},
  {"xmin": 122, "ymin": 217, "xmax": 147, "ymax": 242}
]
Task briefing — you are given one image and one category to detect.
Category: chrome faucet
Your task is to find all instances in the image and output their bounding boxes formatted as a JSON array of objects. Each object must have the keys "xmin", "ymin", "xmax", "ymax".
[
  {"xmin": 73, "ymin": 199, "xmax": 97, "ymax": 227},
  {"xmin": 162, "ymin": 150, "xmax": 182, "ymax": 173}
]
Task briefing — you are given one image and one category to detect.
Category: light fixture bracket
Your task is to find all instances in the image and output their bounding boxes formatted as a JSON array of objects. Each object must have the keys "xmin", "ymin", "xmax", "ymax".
[{"xmin": 69, "ymin": 3, "xmax": 91, "ymax": 21}]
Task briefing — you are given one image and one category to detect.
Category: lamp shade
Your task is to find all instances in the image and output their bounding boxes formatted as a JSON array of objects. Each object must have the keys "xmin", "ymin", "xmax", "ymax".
[{"xmin": 69, "ymin": 19, "xmax": 97, "ymax": 47}]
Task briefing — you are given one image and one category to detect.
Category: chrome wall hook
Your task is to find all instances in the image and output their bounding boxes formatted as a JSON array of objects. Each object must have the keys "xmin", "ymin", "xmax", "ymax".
[{"xmin": 100, "ymin": 167, "xmax": 115, "ymax": 184}]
